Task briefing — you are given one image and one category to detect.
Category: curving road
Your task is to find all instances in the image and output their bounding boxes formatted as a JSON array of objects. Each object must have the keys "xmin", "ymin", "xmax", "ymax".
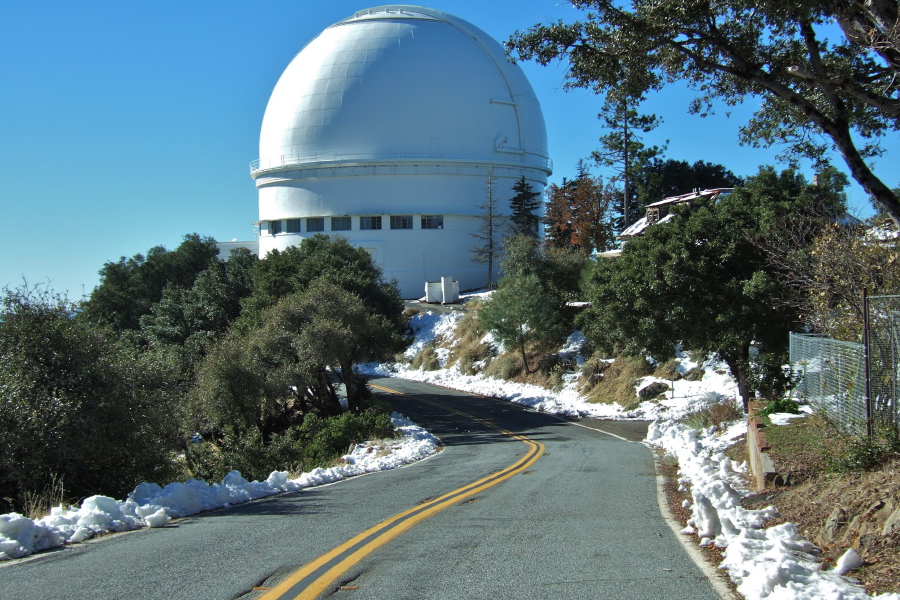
[{"xmin": 0, "ymin": 377, "xmax": 723, "ymax": 600}]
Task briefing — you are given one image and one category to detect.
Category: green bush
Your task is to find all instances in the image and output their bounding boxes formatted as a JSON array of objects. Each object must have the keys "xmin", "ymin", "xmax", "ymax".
[
  {"xmin": 186, "ymin": 408, "xmax": 397, "ymax": 483},
  {"xmin": 828, "ymin": 426, "xmax": 900, "ymax": 472},
  {"xmin": 759, "ymin": 396, "xmax": 801, "ymax": 416},
  {"xmin": 0, "ymin": 286, "xmax": 182, "ymax": 514}
]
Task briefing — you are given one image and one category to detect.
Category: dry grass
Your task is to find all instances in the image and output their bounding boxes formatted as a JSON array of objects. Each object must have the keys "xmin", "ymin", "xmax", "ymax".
[
  {"xmin": 410, "ymin": 343, "xmax": 441, "ymax": 371},
  {"xmin": 579, "ymin": 355, "xmax": 653, "ymax": 409},
  {"xmin": 653, "ymin": 358, "xmax": 682, "ymax": 381},
  {"xmin": 22, "ymin": 474, "xmax": 69, "ymax": 520},
  {"xmin": 680, "ymin": 401, "xmax": 744, "ymax": 431},
  {"xmin": 442, "ymin": 309, "xmax": 495, "ymax": 375}
]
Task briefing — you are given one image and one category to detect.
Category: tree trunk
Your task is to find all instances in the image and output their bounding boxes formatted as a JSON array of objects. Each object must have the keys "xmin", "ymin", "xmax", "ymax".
[
  {"xmin": 722, "ymin": 345, "xmax": 752, "ymax": 413},
  {"xmin": 520, "ymin": 337, "xmax": 531, "ymax": 375}
]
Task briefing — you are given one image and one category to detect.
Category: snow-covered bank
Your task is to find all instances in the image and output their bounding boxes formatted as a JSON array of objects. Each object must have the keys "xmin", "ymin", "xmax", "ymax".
[
  {"xmin": 385, "ymin": 308, "xmax": 900, "ymax": 600},
  {"xmin": 0, "ymin": 413, "xmax": 438, "ymax": 561}
]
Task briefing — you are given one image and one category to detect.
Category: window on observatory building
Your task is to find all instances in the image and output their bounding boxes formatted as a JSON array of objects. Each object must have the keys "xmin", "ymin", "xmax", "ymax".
[
  {"xmin": 390, "ymin": 215, "xmax": 413, "ymax": 230},
  {"xmin": 269, "ymin": 220, "xmax": 282, "ymax": 235},
  {"xmin": 421, "ymin": 215, "xmax": 443, "ymax": 229},
  {"xmin": 286, "ymin": 219, "xmax": 301, "ymax": 233},
  {"xmin": 331, "ymin": 216, "xmax": 351, "ymax": 231},
  {"xmin": 360, "ymin": 216, "xmax": 382, "ymax": 230},
  {"xmin": 307, "ymin": 217, "xmax": 324, "ymax": 232}
]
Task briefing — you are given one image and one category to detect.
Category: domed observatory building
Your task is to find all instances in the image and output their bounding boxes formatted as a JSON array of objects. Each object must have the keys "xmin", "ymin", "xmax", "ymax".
[{"xmin": 250, "ymin": 5, "xmax": 551, "ymax": 298}]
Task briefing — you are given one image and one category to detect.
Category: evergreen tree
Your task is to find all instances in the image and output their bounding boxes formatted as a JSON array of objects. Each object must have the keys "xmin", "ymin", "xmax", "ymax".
[
  {"xmin": 508, "ymin": 176, "xmax": 542, "ymax": 238},
  {"xmin": 81, "ymin": 233, "xmax": 220, "ymax": 331},
  {"xmin": 633, "ymin": 158, "xmax": 744, "ymax": 207},
  {"xmin": 592, "ymin": 96, "xmax": 665, "ymax": 231},
  {"xmin": 577, "ymin": 166, "xmax": 845, "ymax": 411},
  {"xmin": 477, "ymin": 274, "xmax": 568, "ymax": 374},
  {"xmin": 238, "ymin": 235, "xmax": 404, "ymax": 333},
  {"xmin": 0, "ymin": 285, "xmax": 182, "ymax": 513}
]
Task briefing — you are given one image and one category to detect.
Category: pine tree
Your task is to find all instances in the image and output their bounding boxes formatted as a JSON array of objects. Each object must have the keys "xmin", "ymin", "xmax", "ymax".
[
  {"xmin": 508, "ymin": 176, "xmax": 541, "ymax": 238},
  {"xmin": 591, "ymin": 96, "xmax": 665, "ymax": 232}
]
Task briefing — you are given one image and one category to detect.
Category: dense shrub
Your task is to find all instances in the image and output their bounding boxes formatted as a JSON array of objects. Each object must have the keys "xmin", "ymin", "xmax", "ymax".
[
  {"xmin": 186, "ymin": 408, "xmax": 396, "ymax": 482},
  {"xmin": 0, "ymin": 286, "xmax": 182, "ymax": 513}
]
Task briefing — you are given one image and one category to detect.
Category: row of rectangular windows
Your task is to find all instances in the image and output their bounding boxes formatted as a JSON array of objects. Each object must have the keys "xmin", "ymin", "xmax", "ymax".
[{"xmin": 269, "ymin": 215, "xmax": 443, "ymax": 235}]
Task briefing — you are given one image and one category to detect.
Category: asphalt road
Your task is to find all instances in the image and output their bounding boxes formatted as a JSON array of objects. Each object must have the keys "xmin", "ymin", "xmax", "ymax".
[{"xmin": 0, "ymin": 377, "xmax": 721, "ymax": 600}]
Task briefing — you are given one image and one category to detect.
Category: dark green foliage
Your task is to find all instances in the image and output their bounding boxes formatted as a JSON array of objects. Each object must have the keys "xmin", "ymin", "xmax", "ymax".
[
  {"xmin": 238, "ymin": 235, "xmax": 404, "ymax": 332},
  {"xmin": 81, "ymin": 234, "xmax": 220, "ymax": 331},
  {"xmin": 298, "ymin": 410, "xmax": 395, "ymax": 468},
  {"xmin": 828, "ymin": 426, "xmax": 900, "ymax": 473},
  {"xmin": 192, "ymin": 280, "xmax": 405, "ymax": 437},
  {"xmin": 759, "ymin": 397, "xmax": 802, "ymax": 417},
  {"xmin": 478, "ymin": 274, "xmax": 568, "ymax": 374},
  {"xmin": 507, "ymin": 0, "xmax": 900, "ymax": 222},
  {"xmin": 578, "ymin": 166, "xmax": 842, "ymax": 411},
  {"xmin": 188, "ymin": 279, "xmax": 406, "ymax": 479},
  {"xmin": 140, "ymin": 247, "xmax": 258, "ymax": 370},
  {"xmin": 0, "ymin": 286, "xmax": 182, "ymax": 513},
  {"xmin": 634, "ymin": 159, "xmax": 744, "ymax": 206},
  {"xmin": 185, "ymin": 409, "xmax": 396, "ymax": 483},
  {"xmin": 508, "ymin": 176, "xmax": 542, "ymax": 238},
  {"xmin": 501, "ymin": 235, "xmax": 588, "ymax": 304}
]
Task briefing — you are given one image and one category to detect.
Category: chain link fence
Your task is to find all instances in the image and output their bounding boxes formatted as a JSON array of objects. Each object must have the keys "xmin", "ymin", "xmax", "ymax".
[
  {"xmin": 789, "ymin": 333, "xmax": 867, "ymax": 435},
  {"xmin": 789, "ymin": 295, "xmax": 900, "ymax": 436},
  {"xmin": 866, "ymin": 295, "xmax": 900, "ymax": 429}
]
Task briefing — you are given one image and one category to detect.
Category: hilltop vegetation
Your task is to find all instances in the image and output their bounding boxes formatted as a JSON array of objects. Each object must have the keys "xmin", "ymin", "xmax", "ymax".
[{"xmin": 0, "ymin": 235, "xmax": 407, "ymax": 515}]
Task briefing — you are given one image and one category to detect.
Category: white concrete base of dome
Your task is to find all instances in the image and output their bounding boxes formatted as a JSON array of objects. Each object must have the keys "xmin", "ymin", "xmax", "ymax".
[{"xmin": 259, "ymin": 214, "xmax": 503, "ymax": 299}]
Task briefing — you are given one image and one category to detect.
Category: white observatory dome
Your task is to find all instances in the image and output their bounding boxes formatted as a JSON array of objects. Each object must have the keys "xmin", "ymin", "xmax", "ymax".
[{"xmin": 251, "ymin": 5, "xmax": 551, "ymax": 298}]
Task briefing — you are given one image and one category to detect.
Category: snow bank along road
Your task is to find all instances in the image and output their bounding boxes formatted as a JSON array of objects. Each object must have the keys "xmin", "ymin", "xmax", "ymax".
[{"xmin": 0, "ymin": 378, "xmax": 722, "ymax": 600}]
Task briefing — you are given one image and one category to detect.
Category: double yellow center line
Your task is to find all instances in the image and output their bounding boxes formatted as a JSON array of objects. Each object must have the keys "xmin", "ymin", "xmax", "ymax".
[{"xmin": 259, "ymin": 384, "xmax": 545, "ymax": 600}]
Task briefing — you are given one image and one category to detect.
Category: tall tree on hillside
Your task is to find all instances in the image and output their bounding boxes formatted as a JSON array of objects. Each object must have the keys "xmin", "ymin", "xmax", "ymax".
[
  {"xmin": 508, "ymin": 176, "xmax": 542, "ymax": 238},
  {"xmin": 543, "ymin": 161, "xmax": 616, "ymax": 255},
  {"xmin": 543, "ymin": 177, "xmax": 577, "ymax": 250},
  {"xmin": 508, "ymin": 0, "xmax": 900, "ymax": 224},
  {"xmin": 592, "ymin": 96, "xmax": 666, "ymax": 230},
  {"xmin": 478, "ymin": 274, "xmax": 568, "ymax": 374},
  {"xmin": 470, "ymin": 166, "xmax": 503, "ymax": 289},
  {"xmin": 139, "ymin": 247, "xmax": 258, "ymax": 370}
]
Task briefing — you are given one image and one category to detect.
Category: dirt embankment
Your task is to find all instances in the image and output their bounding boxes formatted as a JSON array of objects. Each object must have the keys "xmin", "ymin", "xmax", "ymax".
[{"xmin": 743, "ymin": 414, "xmax": 900, "ymax": 596}]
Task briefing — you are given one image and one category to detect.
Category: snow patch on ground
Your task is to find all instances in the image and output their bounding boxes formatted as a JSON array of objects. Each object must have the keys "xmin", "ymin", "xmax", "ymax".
[{"xmin": 0, "ymin": 413, "xmax": 438, "ymax": 561}]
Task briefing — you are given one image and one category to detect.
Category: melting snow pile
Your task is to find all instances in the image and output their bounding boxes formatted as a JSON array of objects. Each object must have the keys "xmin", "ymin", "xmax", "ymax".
[
  {"xmin": 649, "ymin": 414, "xmax": 900, "ymax": 600},
  {"xmin": 0, "ymin": 413, "xmax": 438, "ymax": 560}
]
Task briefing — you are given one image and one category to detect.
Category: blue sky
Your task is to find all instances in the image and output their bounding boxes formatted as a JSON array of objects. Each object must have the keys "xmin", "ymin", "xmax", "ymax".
[{"xmin": 1, "ymin": 0, "xmax": 896, "ymax": 299}]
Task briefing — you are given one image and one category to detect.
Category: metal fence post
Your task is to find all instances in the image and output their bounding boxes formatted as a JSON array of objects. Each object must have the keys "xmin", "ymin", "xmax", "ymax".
[{"xmin": 863, "ymin": 289, "xmax": 873, "ymax": 438}]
